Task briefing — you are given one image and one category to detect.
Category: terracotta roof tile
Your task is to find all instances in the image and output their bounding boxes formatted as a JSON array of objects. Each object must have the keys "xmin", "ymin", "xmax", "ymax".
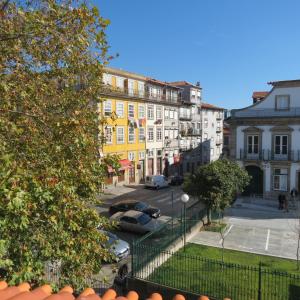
[
  {"xmin": 252, "ymin": 91, "xmax": 268, "ymax": 99},
  {"xmin": 169, "ymin": 81, "xmax": 201, "ymax": 89},
  {"xmin": 201, "ymin": 102, "xmax": 224, "ymax": 110},
  {"xmin": 0, "ymin": 281, "xmax": 231, "ymax": 300}
]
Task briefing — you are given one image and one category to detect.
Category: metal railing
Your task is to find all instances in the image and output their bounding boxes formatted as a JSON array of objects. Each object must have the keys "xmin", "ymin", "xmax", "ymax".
[
  {"xmin": 132, "ymin": 246, "xmax": 300, "ymax": 300},
  {"xmin": 238, "ymin": 149, "xmax": 300, "ymax": 161},
  {"xmin": 179, "ymin": 113, "xmax": 192, "ymax": 120},
  {"xmin": 99, "ymin": 84, "xmax": 181, "ymax": 103}
]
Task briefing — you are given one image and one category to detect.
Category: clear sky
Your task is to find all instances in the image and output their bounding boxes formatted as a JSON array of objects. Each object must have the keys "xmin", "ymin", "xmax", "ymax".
[{"xmin": 94, "ymin": 0, "xmax": 300, "ymax": 109}]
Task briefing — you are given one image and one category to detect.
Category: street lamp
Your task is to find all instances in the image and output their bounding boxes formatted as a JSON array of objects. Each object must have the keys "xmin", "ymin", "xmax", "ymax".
[{"xmin": 181, "ymin": 193, "xmax": 189, "ymax": 250}]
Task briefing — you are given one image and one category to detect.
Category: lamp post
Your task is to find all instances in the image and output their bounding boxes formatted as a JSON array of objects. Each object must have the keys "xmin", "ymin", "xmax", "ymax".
[{"xmin": 181, "ymin": 193, "xmax": 189, "ymax": 251}]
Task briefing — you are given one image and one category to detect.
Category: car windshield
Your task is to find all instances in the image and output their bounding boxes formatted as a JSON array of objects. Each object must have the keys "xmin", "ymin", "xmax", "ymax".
[
  {"xmin": 135, "ymin": 202, "xmax": 148, "ymax": 210},
  {"xmin": 137, "ymin": 213, "xmax": 151, "ymax": 225},
  {"xmin": 106, "ymin": 232, "xmax": 118, "ymax": 244}
]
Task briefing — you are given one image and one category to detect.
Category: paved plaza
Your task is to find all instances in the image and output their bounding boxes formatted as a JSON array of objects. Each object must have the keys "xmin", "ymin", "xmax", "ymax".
[{"xmin": 190, "ymin": 197, "xmax": 300, "ymax": 260}]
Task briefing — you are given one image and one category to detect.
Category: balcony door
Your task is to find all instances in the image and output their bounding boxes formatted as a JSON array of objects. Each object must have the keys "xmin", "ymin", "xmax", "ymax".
[
  {"xmin": 247, "ymin": 135, "xmax": 259, "ymax": 159},
  {"xmin": 274, "ymin": 135, "xmax": 288, "ymax": 160}
]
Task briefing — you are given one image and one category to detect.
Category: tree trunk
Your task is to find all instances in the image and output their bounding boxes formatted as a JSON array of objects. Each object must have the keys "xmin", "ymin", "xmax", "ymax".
[{"xmin": 207, "ymin": 208, "xmax": 211, "ymax": 225}]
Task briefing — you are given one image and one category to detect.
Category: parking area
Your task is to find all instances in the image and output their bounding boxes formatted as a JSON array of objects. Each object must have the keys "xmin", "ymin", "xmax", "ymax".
[{"xmin": 190, "ymin": 200, "xmax": 300, "ymax": 260}]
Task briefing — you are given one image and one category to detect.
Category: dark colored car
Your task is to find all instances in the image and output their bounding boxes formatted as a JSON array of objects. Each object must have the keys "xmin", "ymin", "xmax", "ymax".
[
  {"xmin": 109, "ymin": 200, "xmax": 161, "ymax": 218},
  {"xmin": 169, "ymin": 175, "xmax": 184, "ymax": 186}
]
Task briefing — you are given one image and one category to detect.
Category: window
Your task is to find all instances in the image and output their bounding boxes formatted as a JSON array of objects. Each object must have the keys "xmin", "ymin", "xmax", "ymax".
[
  {"xmin": 116, "ymin": 127, "xmax": 124, "ymax": 144},
  {"xmin": 274, "ymin": 168, "xmax": 288, "ymax": 191},
  {"xmin": 247, "ymin": 135, "xmax": 259, "ymax": 154},
  {"xmin": 147, "ymin": 127, "xmax": 154, "ymax": 141},
  {"xmin": 170, "ymin": 110, "xmax": 174, "ymax": 119},
  {"xmin": 156, "ymin": 127, "xmax": 162, "ymax": 141},
  {"xmin": 128, "ymin": 152, "xmax": 135, "ymax": 161},
  {"xmin": 139, "ymin": 127, "xmax": 145, "ymax": 142},
  {"xmin": 274, "ymin": 135, "xmax": 288, "ymax": 155},
  {"xmin": 104, "ymin": 100, "xmax": 112, "ymax": 116},
  {"xmin": 128, "ymin": 127, "xmax": 135, "ymax": 143},
  {"xmin": 128, "ymin": 104, "xmax": 135, "ymax": 118},
  {"xmin": 138, "ymin": 105, "xmax": 145, "ymax": 119},
  {"xmin": 116, "ymin": 102, "xmax": 124, "ymax": 118},
  {"xmin": 148, "ymin": 150, "xmax": 154, "ymax": 157},
  {"xmin": 148, "ymin": 105, "xmax": 154, "ymax": 119},
  {"xmin": 276, "ymin": 95, "xmax": 290, "ymax": 110},
  {"xmin": 164, "ymin": 109, "xmax": 169, "ymax": 119},
  {"xmin": 139, "ymin": 151, "xmax": 145, "ymax": 160},
  {"xmin": 156, "ymin": 106, "xmax": 162, "ymax": 120},
  {"xmin": 174, "ymin": 111, "xmax": 178, "ymax": 120},
  {"xmin": 165, "ymin": 129, "xmax": 169, "ymax": 139},
  {"xmin": 105, "ymin": 126, "xmax": 113, "ymax": 144},
  {"xmin": 204, "ymin": 119, "xmax": 208, "ymax": 128}
]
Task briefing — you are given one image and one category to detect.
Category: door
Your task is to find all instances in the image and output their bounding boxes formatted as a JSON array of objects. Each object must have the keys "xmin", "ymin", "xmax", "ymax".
[
  {"xmin": 129, "ymin": 166, "xmax": 135, "ymax": 184},
  {"xmin": 148, "ymin": 158, "xmax": 154, "ymax": 176},
  {"xmin": 243, "ymin": 165, "xmax": 263, "ymax": 196},
  {"xmin": 138, "ymin": 160, "xmax": 145, "ymax": 183},
  {"xmin": 118, "ymin": 170, "xmax": 125, "ymax": 182},
  {"xmin": 157, "ymin": 157, "xmax": 162, "ymax": 175}
]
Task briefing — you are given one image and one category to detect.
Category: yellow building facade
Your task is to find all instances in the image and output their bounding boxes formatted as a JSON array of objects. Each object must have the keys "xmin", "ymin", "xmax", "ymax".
[{"xmin": 99, "ymin": 68, "xmax": 147, "ymax": 185}]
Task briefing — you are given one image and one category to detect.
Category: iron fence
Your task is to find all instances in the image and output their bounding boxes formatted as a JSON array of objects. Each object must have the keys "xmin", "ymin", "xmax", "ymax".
[{"xmin": 132, "ymin": 245, "xmax": 300, "ymax": 300}]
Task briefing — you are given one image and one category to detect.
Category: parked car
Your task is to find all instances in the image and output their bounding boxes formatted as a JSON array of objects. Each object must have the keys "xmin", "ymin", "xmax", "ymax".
[
  {"xmin": 99, "ymin": 230, "xmax": 130, "ymax": 261},
  {"xmin": 169, "ymin": 175, "xmax": 184, "ymax": 186},
  {"xmin": 145, "ymin": 175, "xmax": 169, "ymax": 189},
  {"xmin": 110, "ymin": 210, "xmax": 162, "ymax": 234},
  {"xmin": 109, "ymin": 200, "xmax": 161, "ymax": 218}
]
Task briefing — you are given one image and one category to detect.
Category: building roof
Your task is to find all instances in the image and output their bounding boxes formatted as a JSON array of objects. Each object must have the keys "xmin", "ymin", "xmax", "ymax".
[
  {"xmin": 268, "ymin": 79, "xmax": 300, "ymax": 87},
  {"xmin": 201, "ymin": 102, "xmax": 224, "ymax": 111},
  {"xmin": 0, "ymin": 282, "xmax": 230, "ymax": 300},
  {"xmin": 169, "ymin": 81, "xmax": 201, "ymax": 89},
  {"xmin": 104, "ymin": 67, "xmax": 147, "ymax": 81},
  {"xmin": 147, "ymin": 78, "xmax": 182, "ymax": 89},
  {"xmin": 252, "ymin": 91, "xmax": 269, "ymax": 99}
]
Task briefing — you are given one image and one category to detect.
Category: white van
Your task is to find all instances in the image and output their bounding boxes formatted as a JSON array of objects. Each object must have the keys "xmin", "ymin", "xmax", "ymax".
[{"xmin": 145, "ymin": 175, "xmax": 169, "ymax": 189}]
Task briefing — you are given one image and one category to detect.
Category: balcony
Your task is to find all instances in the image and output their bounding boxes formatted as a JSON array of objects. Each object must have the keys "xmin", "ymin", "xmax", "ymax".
[
  {"xmin": 179, "ymin": 113, "xmax": 192, "ymax": 120},
  {"xmin": 238, "ymin": 149, "xmax": 300, "ymax": 161},
  {"xmin": 186, "ymin": 128, "xmax": 201, "ymax": 136},
  {"xmin": 216, "ymin": 127, "xmax": 222, "ymax": 132},
  {"xmin": 99, "ymin": 84, "xmax": 181, "ymax": 103},
  {"xmin": 216, "ymin": 139, "xmax": 222, "ymax": 145},
  {"xmin": 216, "ymin": 113, "xmax": 223, "ymax": 120}
]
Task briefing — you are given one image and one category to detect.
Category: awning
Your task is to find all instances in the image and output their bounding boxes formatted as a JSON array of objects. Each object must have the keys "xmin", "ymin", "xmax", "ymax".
[{"xmin": 119, "ymin": 159, "xmax": 133, "ymax": 170}]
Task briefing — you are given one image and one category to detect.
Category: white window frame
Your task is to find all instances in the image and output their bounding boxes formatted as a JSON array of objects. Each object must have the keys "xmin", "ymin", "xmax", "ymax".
[
  {"xmin": 164, "ymin": 108, "xmax": 169, "ymax": 119},
  {"xmin": 105, "ymin": 126, "xmax": 113, "ymax": 144},
  {"xmin": 128, "ymin": 152, "xmax": 135, "ymax": 162},
  {"xmin": 148, "ymin": 127, "xmax": 154, "ymax": 141},
  {"xmin": 128, "ymin": 127, "xmax": 135, "ymax": 143},
  {"xmin": 116, "ymin": 101, "xmax": 124, "ymax": 118},
  {"xmin": 138, "ymin": 104, "xmax": 145, "ymax": 119},
  {"xmin": 275, "ymin": 95, "xmax": 290, "ymax": 110},
  {"xmin": 156, "ymin": 127, "xmax": 162, "ymax": 141},
  {"xmin": 274, "ymin": 135, "xmax": 288, "ymax": 157},
  {"xmin": 247, "ymin": 135, "xmax": 259, "ymax": 154},
  {"xmin": 273, "ymin": 168, "xmax": 288, "ymax": 191},
  {"xmin": 128, "ymin": 103, "xmax": 135, "ymax": 119},
  {"xmin": 104, "ymin": 100, "xmax": 112, "ymax": 116},
  {"xmin": 139, "ymin": 127, "xmax": 145, "ymax": 142},
  {"xmin": 148, "ymin": 105, "xmax": 154, "ymax": 120},
  {"xmin": 116, "ymin": 126, "xmax": 125, "ymax": 144},
  {"xmin": 139, "ymin": 151, "xmax": 145, "ymax": 160},
  {"xmin": 156, "ymin": 106, "xmax": 162, "ymax": 120}
]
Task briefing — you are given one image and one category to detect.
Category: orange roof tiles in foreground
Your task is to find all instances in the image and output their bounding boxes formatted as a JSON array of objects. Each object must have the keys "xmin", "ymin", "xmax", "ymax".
[
  {"xmin": 0, "ymin": 281, "xmax": 231, "ymax": 300},
  {"xmin": 201, "ymin": 102, "xmax": 224, "ymax": 110},
  {"xmin": 252, "ymin": 91, "xmax": 269, "ymax": 99}
]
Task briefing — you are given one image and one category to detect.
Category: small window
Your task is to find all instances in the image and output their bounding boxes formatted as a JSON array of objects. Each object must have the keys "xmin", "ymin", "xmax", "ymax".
[
  {"xmin": 138, "ymin": 105, "xmax": 145, "ymax": 119},
  {"xmin": 156, "ymin": 106, "xmax": 162, "ymax": 120},
  {"xmin": 116, "ymin": 102, "xmax": 124, "ymax": 118},
  {"xmin": 116, "ymin": 127, "xmax": 125, "ymax": 144},
  {"xmin": 104, "ymin": 100, "xmax": 112, "ymax": 116},
  {"xmin": 275, "ymin": 95, "xmax": 290, "ymax": 110},
  {"xmin": 128, "ymin": 103, "xmax": 135, "ymax": 118},
  {"xmin": 139, "ymin": 127, "xmax": 145, "ymax": 142},
  {"xmin": 273, "ymin": 168, "xmax": 288, "ymax": 191},
  {"xmin": 105, "ymin": 127, "xmax": 113, "ymax": 144},
  {"xmin": 128, "ymin": 127, "xmax": 135, "ymax": 143},
  {"xmin": 156, "ymin": 127, "xmax": 162, "ymax": 141},
  {"xmin": 148, "ymin": 105, "xmax": 154, "ymax": 120},
  {"xmin": 139, "ymin": 151, "xmax": 145, "ymax": 160},
  {"xmin": 148, "ymin": 127, "xmax": 154, "ymax": 141},
  {"xmin": 128, "ymin": 152, "xmax": 135, "ymax": 161}
]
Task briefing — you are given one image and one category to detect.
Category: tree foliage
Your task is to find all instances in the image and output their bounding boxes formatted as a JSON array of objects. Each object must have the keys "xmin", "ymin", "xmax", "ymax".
[
  {"xmin": 183, "ymin": 159, "xmax": 250, "ymax": 223},
  {"xmin": 0, "ymin": 0, "xmax": 118, "ymax": 289}
]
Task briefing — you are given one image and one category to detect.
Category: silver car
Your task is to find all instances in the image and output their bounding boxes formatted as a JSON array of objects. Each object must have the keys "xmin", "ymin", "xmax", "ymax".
[
  {"xmin": 100, "ymin": 230, "xmax": 130, "ymax": 261},
  {"xmin": 110, "ymin": 210, "xmax": 163, "ymax": 234}
]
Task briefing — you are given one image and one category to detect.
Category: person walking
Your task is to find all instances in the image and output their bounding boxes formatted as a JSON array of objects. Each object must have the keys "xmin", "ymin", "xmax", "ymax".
[
  {"xmin": 283, "ymin": 194, "xmax": 289, "ymax": 212},
  {"xmin": 290, "ymin": 188, "xmax": 298, "ymax": 209},
  {"xmin": 278, "ymin": 194, "xmax": 283, "ymax": 210}
]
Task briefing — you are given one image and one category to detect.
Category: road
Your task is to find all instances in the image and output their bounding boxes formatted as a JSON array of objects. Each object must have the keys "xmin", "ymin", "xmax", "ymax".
[{"xmin": 96, "ymin": 184, "xmax": 199, "ymax": 243}]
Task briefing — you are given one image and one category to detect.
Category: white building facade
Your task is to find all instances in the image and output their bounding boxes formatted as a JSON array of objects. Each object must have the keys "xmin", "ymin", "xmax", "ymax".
[{"xmin": 228, "ymin": 80, "xmax": 300, "ymax": 199}]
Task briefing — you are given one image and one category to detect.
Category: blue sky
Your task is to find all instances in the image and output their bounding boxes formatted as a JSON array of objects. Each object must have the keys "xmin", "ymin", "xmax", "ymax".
[{"xmin": 94, "ymin": 0, "xmax": 300, "ymax": 109}]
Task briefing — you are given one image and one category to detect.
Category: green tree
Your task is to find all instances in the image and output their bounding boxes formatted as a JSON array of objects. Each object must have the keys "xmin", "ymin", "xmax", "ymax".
[
  {"xmin": 0, "ymin": 0, "xmax": 118, "ymax": 289},
  {"xmin": 184, "ymin": 159, "xmax": 250, "ymax": 224}
]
